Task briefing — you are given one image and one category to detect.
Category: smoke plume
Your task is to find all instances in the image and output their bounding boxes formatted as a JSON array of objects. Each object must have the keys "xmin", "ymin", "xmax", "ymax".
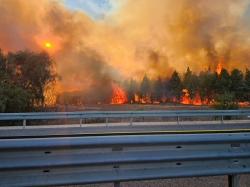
[{"xmin": 1, "ymin": 0, "xmax": 250, "ymax": 95}]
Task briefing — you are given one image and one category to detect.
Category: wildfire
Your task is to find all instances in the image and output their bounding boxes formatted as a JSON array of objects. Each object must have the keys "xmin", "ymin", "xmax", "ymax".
[
  {"xmin": 110, "ymin": 82, "xmax": 127, "ymax": 104},
  {"xmin": 140, "ymin": 93, "xmax": 151, "ymax": 104},
  {"xmin": 216, "ymin": 58, "xmax": 222, "ymax": 75},
  {"xmin": 238, "ymin": 102, "xmax": 249, "ymax": 106},
  {"xmin": 181, "ymin": 89, "xmax": 202, "ymax": 105}
]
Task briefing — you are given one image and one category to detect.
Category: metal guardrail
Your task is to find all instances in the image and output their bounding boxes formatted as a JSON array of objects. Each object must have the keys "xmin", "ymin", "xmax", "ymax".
[
  {"xmin": 0, "ymin": 132, "xmax": 250, "ymax": 187},
  {"xmin": 0, "ymin": 110, "xmax": 250, "ymax": 129}
]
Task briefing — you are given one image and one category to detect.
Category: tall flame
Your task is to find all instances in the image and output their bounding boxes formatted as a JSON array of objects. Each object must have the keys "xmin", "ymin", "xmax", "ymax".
[
  {"xmin": 216, "ymin": 58, "xmax": 222, "ymax": 75},
  {"xmin": 110, "ymin": 82, "xmax": 127, "ymax": 104}
]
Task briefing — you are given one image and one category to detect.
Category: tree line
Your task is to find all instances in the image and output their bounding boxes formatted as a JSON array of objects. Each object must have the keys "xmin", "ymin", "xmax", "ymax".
[
  {"xmin": 0, "ymin": 48, "xmax": 60, "ymax": 112},
  {"xmin": 122, "ymin": 66, "xmax": 250, "ymax": 107}
]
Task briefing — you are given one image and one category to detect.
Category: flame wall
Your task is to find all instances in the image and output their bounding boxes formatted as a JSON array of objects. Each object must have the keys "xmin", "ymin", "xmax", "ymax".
[{"xmin": 1, "ymin": 0, "xmax": 250, "ymax": 94}]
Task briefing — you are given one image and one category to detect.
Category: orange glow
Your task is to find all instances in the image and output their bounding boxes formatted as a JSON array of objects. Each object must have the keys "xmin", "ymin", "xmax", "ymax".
[
  {"xmin": 172, "ymin": 97, "xmax": 178, "ymax": 102},
  {"xmin": 181, "ymin": 89, "xmax": 190, "ymax": 104},
  {"xmin": 45, "ymin": 42, "xmax": 52, "ymax": 48},
  {"xmin": 134, "ymin": 93, "xmax": 139, "ymax": 103},
  {"xmin": 238, "ymin": 102, "xmax": 249, "ymax": 106},
  {"xmin": 140, "ymin": 93, "xmax": 151, "ymax": 104},
  {"xmin": 193, "ymin": 92, "xmax": 202, "ymax": 105},
  {"xmin": 110, "ymin": 82, "xmax": 127, "ymax": 104},
  {"xmin": 181, "ymin": 89, "xmax": 202, "ymax": 105},
  {"xmin": 216, "ymin": 58, "xmax": 222, "ymax": 75},
  {"xmin": 161, "ymin": 95, "xmax": 167, "ymax": 103}
]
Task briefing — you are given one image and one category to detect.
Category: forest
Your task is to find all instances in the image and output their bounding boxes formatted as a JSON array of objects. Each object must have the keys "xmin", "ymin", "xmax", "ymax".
[
  {"xmin": 123, "ymin": 66, "xmax": 250, "ymax": 106},
  {"xmin": 58, "ymin": 64, "xmax": 250, "ymax": 110},
  {"xmin": 1, "ymin": 47, "xmax": 250, "ymax": 113}
]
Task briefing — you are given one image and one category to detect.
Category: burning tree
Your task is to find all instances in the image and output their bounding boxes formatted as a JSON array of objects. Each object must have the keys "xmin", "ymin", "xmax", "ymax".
[{"xmin": 126, "ymin": 78, "xmax": 139, "ymax": 103}]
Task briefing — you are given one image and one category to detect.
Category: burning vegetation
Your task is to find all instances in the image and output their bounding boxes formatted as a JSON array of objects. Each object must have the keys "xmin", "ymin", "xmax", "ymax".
[
  {"xmin": 56, "ymin": 58, "xmax": 250, "ymax": 106},
  {"xmin": 110, "ymin": 82, "xmax": 127, "ymax": 104},
  {"xmin": 1, "ymin": 1, "xmax": 250, "ymax": 109}
]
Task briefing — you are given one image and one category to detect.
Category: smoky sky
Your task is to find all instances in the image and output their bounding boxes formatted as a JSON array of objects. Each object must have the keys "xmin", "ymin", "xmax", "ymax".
[{"xmin": 1, "ymin": 0, "xmax": 250, "ymax": 93}]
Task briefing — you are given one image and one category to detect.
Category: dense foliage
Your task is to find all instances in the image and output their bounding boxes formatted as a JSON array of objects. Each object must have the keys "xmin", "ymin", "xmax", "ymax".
[
  {"xmin": 57, "ymin": 65, "xmax": 250, "ymax": 106},
  {"xmin": 0, "ymin": 48, "xmax": 60, "ymax": 112},
  {"xmin": 121, "ymin": 66, "xmax": 250, "ymax": 105}
]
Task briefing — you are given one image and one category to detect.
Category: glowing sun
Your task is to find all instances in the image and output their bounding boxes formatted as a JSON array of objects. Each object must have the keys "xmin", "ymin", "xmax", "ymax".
[{"xmin": 45, "ymin": 42, "xmax": 52, "ymax": 48}]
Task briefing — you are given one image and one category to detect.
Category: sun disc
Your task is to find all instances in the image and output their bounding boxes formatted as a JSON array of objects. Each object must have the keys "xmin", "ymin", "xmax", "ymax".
[{"xmin": 45, "ymin": 42, "xmax": 52, "ymax": 48}]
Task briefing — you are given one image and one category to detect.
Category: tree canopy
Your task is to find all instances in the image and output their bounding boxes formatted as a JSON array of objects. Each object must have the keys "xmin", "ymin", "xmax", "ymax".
[
  {"xmin": 168, "ymin": 70, "xmax": 183, "ymax": 102},
  {"xmin": 0, "ymin": 48, "xmax": 60, "ymax": 112}
]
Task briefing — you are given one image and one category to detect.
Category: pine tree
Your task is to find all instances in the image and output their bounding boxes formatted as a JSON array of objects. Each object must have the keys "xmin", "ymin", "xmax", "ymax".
[
  {"xmin": 168, "ymin": 70, "xmax": 183, "ymax": 101},
  {"xmin": 198, "ymin": 67, "xmax": 215, "ymax": 104},
  {"xmin": 244, "ymin": 68, "xmax": 250, "ymax": 101},
  {"xmin": 127, "ymin": 78, "xmax": 139, "ymax": 103},
  {"xmin": 154, "ymin": 76, "xmax": 164, "ymax": 103},
  {"xmin": 230, "ymin": 69, "xmax": 246, "ymax": 102},
  {"xmin": 183, "ymin": 67, "xmax": 192, "ymax": 88},
  {"xmin": 140, "ymin": 74, "xmax": 151, "ymax": 103},
  {"xmin": 214, "ymin": 68, "xmax": 231, "ymax": 94},
  {"xmin": 187, "ymin": 81, "xmax": 195, "ymax": 103}
]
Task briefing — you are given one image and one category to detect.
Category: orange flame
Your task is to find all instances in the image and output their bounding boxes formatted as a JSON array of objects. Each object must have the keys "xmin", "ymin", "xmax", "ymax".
[
  {"xmin": 181, "ymin": 89, "xmax": 202, "ymax": 105},
  {"xmin": 216, "ymin": 58, "xmax": 222, "ymax": 75},
  {"xmin": 134, "ymin": 93, "xmax": 139, "ymax": 103},
  {"xmin": 140, "ymin": 93, "xmax": 151, "ymax": 104},
  {"xmin": 238, "ymin": 102, "xmax": 249, "ymax": 106},
  {"xmin": 110, "ymin": 82, "xmax": 127, "ymax": 104}
]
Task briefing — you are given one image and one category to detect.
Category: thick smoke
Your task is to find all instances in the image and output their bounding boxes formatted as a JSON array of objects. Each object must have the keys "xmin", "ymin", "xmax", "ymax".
[{"xmin": 1, "ymin": 0, "xmax": 250, "ymax": 96}]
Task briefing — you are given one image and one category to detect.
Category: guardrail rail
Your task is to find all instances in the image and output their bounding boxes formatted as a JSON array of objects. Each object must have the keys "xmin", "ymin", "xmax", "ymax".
[
  {"xmin": 1, "ymin": 110, "xmax": 250, "ymax": 129},
  {"xmin": 0, "ymin": 133, "xmax": 250, "ymax": 187}
]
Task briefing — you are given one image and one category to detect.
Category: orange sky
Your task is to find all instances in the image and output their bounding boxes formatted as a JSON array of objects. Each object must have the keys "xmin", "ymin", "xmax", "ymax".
[{"xmin": 1, "ymin": 0, "xmax": 250, "ymax": 92}]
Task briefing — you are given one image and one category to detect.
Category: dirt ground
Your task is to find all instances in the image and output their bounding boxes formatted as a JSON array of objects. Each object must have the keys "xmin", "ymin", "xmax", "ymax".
[{"xmin": 52, "ymin": 103, "xmax": 250, "ymax": 112}]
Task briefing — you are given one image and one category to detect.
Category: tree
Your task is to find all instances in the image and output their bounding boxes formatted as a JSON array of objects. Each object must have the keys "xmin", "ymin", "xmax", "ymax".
[
  {"xmin": 183, "ymin": 67, "xmax": 192, "ymax": 88},
  {"xmin": 198, "ymin": 67, "xmax": 215, "ymax": 104},
  {"xmin": 211, "ymin": 93, "xmax": 238, "ymax": 119},
  {"xmin": 154, "ymin": 76, "xmax": 164, "ymax": 103},
  {"xmin": 187, "ymin": 81, "xmax": 195, "ymax": 102},
  {"xmin": 8, "ymin": 50, "xmax": 60, "ymax": 106},
  {"xmin": 122, "ymin": 79, "xmax": 129, "ymax": 92},
  {"xmin": 230, "ymin": 69, "xmax": 246, "ymax": 102},
  {"xmin": 214, "ymin": 68, "xmax": 231, "ymax": 94},
  {"xmin": 0, "ymin": 48, "xmax": 60, "ymax": 112},
  {"xmin": 168, "ymin": 70, "xmax": 183, "ymax": 101},
  {"xmin": 0, "ymin": 83, "xmax": 30, "ymax": 112},
  {"xmin": 245, "ymin": 68, "xmax": 250, "ymax": 101},
  {"xmin": 127, "ymin": 78, "xmax": 139, "ymax": 103},
  {"xmin": 139, "ymin": 74, "xmax": 151, "ymax": 103}
]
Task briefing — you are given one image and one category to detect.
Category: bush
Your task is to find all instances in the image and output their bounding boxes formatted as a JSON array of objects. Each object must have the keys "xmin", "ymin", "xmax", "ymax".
[{"xmin": 211, "ymin": 93, "xmax": 238, "ymax": 119}]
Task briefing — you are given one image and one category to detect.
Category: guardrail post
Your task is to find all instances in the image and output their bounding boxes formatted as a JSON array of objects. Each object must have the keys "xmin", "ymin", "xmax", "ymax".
[
  {"xmin": 106, "ymin": 118, "xmax": 108, "ymax": 126},
  {"xmin": 228, "ymin": 175, "xmax": 237, "ymax": 187},
  {"xmin": 23, "ymin": 119, "xmax": 26, "ymax": 129},
  {"xmin": 114, "ymin": 182, "xmax": 120, "ymax": 187},
  {"xmin": 221, "ymin": 116, "xmax": 224, "ymax": 124},
  {"xmin": 177, "ymin": 116, "xmax": 180, "ymax": 125},
  {"xmin": 80, "ymin": 118, "xmax": 82, "ymax": 127},
  {"xmin": 130, "ymin": 117, "xmax": 133, "ymax": 126}
]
